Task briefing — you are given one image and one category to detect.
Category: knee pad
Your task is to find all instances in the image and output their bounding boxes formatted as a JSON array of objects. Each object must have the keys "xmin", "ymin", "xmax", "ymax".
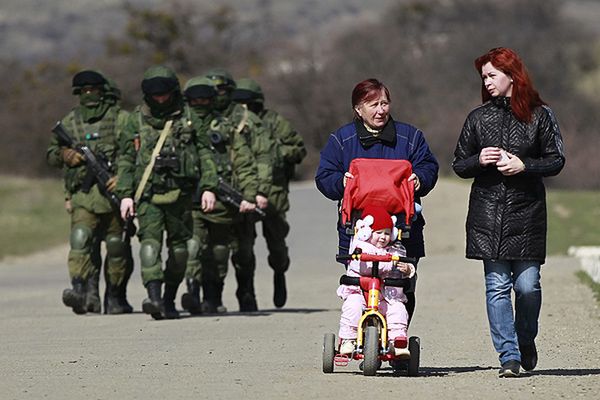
[
  {"xmin": 140, "ymin": 239, "xmax": 161, "ymax": 269},
  {"xmin": 212, "ymin": 244, "xmax": 230, "ymax": 264},
  {"xmin": 105, "ymin": 235, "xmax": 126, "ymax": 258},
  {"xmin": 70, "ymin": 225, "xmax": 92, "ymax": 251},
  {"xmin": 186, "ymin": 236, "xmax": 201, "ymax": 260},
  {"xmin": 172, "ymin": 245, "xmax": 188, "ymax": 267}
]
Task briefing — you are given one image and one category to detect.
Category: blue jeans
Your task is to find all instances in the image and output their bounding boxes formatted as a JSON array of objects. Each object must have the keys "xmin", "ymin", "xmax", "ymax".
[{"xmin": 483, "ymin": 259, "xmax": 542, "ymax": 364}]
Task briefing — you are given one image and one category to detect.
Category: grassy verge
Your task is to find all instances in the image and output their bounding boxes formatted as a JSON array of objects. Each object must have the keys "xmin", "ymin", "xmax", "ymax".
[
  {"xmin": 547, "ymin": 189, "xmax": 600, "ymax": 255},
  {"xmin": 0, "ymin": 175, "xmax": 69, "ymax": 260},
  {"xmin": 576, "ymin": 270, "xmax": 600, "ymax": 303}
]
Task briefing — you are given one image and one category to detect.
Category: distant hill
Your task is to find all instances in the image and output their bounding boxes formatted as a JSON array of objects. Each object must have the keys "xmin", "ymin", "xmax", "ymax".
[{"xmin": 0, "ymin": 0, "xmax": 398, "ymax": 64}]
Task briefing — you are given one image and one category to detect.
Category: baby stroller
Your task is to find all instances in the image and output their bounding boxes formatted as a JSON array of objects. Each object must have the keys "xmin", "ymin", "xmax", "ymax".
[{"xmin": 322, "ymin": 158, "xmax": 421, "ymax": 377}]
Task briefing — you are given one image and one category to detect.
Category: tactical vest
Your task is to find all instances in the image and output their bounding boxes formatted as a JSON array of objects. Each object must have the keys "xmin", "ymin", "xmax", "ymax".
[
  {"xmin": 63, "ymin": 107, "xmax": 119, "ymax": 193},
  {"xmin": 205, "ymin": 115, "xmax": 235, "ymax": 183},
  {"xmin": 135, "ymin": 110, "xmax": 200, "ymax": 196}
]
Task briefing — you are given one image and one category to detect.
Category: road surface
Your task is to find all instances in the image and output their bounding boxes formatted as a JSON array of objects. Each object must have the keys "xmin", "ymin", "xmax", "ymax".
[{"xmin": 1, "ymin": 179, "xmax": 599, "ymax": 399}]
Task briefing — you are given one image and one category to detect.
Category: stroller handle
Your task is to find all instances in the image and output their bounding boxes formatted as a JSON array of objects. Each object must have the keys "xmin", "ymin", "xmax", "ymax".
[
  {"xmin": 339, "ymin": 275, "xmax": 411, "ymax": 288},
  {"xmin": 336, "ymin": 252, "xmax": 416, "ymax": 264}
]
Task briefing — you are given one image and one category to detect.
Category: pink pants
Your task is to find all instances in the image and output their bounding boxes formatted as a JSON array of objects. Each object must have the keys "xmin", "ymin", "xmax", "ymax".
[{"xmin": 339, "ymin": 292, "xmax": 408, "ymax": 340}]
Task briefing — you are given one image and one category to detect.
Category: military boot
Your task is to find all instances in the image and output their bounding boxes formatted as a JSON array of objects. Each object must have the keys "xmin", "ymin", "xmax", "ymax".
[
  {"xmin": 201, "ymin": 280, "xmax": 227, "ymax": 314},
  {"xmin": 105, "ymin": 283, "xmax": 128, "ymax": 314},
  {"xmin": 235, "ymin": 271, "xmax": 258, "ymax": 312},
  {"xmin": 273, "ymin": 272, "xmax": 287, "ymax": 308},
  {"xmin": 85, "ymin": 271, "xmax": 101, "ymax": 314},
  {"xmin": 162, "ymin": 284, "xmax": 180, "ymax": 319},
  {"xmin": 117, "ymin": 281, "xmax": 133, "ymax": 313},
  {"xmin": 142, "ymin": 280, "xmax": 164, "ymax": 320},
  {"xmin": 62, "ymin": 277, "xmax": 87, "ymax": 315},
  {"xmin": 181, "ymin": 278, "xmax": 202, "ymax": 315}
]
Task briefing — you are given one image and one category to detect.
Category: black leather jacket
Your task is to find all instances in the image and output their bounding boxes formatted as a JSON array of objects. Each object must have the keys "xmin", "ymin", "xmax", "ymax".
[{"xmin": 452, "ymin": 97, "xmax": 565, "ymax": 263}]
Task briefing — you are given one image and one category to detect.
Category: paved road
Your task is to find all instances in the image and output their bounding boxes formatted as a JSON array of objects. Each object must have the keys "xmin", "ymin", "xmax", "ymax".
[{"xmin": 1, "ymin": 180, "xmax": 599, "ymax": 399}]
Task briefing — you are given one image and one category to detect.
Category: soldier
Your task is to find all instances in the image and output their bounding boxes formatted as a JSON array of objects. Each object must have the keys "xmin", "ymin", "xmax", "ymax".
[
  {"xmin": 232, "ymin": 78, "xmax": 306, "ymax": 309},
  {"xmin": 116, "ymin": 65, "xmax": 218, "ymax": 320},
  {"xmin": 47, "ymin": 70, "xmax": 133, "ymax": 315},
  {"xmin": 101, "ymin": 77, "xmax": 135, "ymax": 314},
  {"xmin": 205, "ymin": 69, "xmax": 274, "ymax": 312},
  {"xmin": 181, "ymin": 76, "xmax": 258, "ymax": 314}
]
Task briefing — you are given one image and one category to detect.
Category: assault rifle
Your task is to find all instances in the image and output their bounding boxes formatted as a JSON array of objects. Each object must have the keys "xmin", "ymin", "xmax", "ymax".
[
  {"xmin": 52, "ymin": 121, "xmax": 136, "ymax": 240},
  {"xmin": 217, "ymin": 177, "xmax": 266, "ymax": 218}
]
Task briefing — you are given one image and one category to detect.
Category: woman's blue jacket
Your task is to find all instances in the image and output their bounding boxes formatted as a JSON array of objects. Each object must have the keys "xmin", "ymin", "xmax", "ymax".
[{"xmin": 315, "ymin": 120, "xmax": 439, "ymax": 257}]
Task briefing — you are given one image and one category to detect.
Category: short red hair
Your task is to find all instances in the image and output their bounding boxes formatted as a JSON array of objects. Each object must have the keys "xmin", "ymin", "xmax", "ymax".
[
  {"xmin": 475, "ymin": 47, "xmax": 545, "ymax": 123},
  {"xmin": 351, "ymin": 79, "xmax": 391, "ymax": 118}
]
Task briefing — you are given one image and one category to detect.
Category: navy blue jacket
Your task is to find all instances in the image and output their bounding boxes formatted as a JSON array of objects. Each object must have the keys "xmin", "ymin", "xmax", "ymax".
[{"xmin": 315, "ymin": 119, "xmax": 439, "ymax": 258}]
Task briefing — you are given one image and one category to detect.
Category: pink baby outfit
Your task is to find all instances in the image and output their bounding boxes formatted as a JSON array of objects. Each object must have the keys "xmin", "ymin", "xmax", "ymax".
[{"xmin": 337, "ymin": 239, "xmax": 410, "ymax": 340}]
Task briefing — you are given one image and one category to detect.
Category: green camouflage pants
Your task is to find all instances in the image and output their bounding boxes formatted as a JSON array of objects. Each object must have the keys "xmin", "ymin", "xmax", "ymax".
[
  {"xmin": 68, "ymin": 207, "xmax": 129, "ymax": 285},
  {"xmin": 231, "ymin": 206, "xmax": 290, "ymax": 277},
  {"xmin": 136, "ymin": 195, "xmax": 192, "ymax": 286},
  {"xmin": 186, "ymin": 211, "xmax": 233, "ymax": 284}
]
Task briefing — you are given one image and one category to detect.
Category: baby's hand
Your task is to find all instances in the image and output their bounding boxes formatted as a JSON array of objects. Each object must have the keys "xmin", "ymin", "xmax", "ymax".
[
  {"xmin": 394, "ymin": 261, "xmax": 416, "ymax": 278},
  {"xmin": 395, "ymin": 262, "xmax": 410, "ymax": 274}
]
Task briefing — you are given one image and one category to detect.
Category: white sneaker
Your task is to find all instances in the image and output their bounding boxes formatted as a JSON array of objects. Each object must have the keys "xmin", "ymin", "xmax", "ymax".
[
  {"xmin": 389, "ymin": 341, "xmax": 411, "ymax": 359},
  {"xmin": 394, "ymin": 346, "xmax": 411, "ymax": 359},
  {"xmin": 339, "ymin": 339, "xmax": 356, "ymax": 355}
]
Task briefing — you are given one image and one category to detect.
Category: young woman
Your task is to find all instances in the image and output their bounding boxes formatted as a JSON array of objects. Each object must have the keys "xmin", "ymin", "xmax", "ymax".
[{"xmin": 452, "ymin": 47, "xmax": 565, "ymax": 377}]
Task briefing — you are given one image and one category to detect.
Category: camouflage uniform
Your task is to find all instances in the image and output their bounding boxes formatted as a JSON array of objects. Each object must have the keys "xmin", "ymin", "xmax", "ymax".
[
  {"xmin": 115, "ymin": 66, "xmax": 218, "ymax": 320},
  {"xmin": 181, "ymin": 76, "xmax": 258, "ymax": 314},
  {"xmin": 232, "ymin": 78, "xmax": 306, "ymax": 309},
  {"xmin": 47, "ymin": 70, "xmax": 133, "ymax": 315},
  {"xmin": 87, "ymin": 77, "xmax": 136, "ymax": 314},
  {"xmin": 204, "ymin": 71, "xmax": 275, "ymax": 312}
]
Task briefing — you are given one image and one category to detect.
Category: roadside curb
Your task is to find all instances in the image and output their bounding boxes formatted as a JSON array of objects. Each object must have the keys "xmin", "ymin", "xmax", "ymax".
[{"xmin": 569, "ymin": 246, "xmax": 600, "ymax": 283}]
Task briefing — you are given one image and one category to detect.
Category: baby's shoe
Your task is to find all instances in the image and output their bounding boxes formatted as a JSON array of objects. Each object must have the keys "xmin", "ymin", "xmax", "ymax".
[
  {"xmin": 339, "ymin": 339, "xmax": 356, "ymax": 355},
  {"xmin": 389, "ymin": 336, "xmax": 410, "ymax": 359}
]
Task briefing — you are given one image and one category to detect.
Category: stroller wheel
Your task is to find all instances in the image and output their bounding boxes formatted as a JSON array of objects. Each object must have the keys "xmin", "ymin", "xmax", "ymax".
[
  {"xmin": 407, "ymin": 336, "xmax": 420, "ymax": 377},
  {"xmin": 322, "ymin": 333, "xmax": 336, "ymax": 373}
]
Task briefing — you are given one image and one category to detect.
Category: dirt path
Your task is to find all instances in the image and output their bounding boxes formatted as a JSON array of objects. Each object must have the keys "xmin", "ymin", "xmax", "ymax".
[{"xmin": 1, "ymin": 179, "xmax": 598, "ymax": 399}]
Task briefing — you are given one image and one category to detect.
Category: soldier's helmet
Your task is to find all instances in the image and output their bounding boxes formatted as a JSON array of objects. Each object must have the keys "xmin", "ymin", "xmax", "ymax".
[
  {"xmin": 183, "ymin": 76, "xmax": 217, "ymax": 100},
  {"xmin": 204, "ymin": 68, "xmax": 236, "ymax": 92},
  {"xmin": 105, "ymin": 77, "xmax": 122, "ymax": 102},
  {"xmin": 71, "ymin": 70, "xmax": 109, "ymax": 95},
  {"xmin": 232, "ymin": 78, "xmax": 264, "ymax": 104},
  {"xmin": 141, "ymin": 65, "xmax": 180, "ymax": 95}
]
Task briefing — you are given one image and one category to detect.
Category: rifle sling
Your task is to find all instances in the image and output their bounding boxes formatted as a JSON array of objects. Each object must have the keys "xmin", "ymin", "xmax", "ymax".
[{"xmin": 134, "ymin": 119, "xmax": 173, "ymax": 203}]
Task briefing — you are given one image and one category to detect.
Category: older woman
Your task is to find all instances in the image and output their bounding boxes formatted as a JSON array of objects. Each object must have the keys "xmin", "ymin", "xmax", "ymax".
[
  {"xmin": 452, "ymin": 48, "xmax": 565, "ymax": 377},
  {"xmin": 315, "ymin": 78, "xmax": 439, "ymax": 322}
]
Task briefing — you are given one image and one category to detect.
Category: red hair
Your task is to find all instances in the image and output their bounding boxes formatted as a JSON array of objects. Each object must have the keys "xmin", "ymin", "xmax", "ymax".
[
  {"xmin": 351, "ymin": 79, "xmax": 391, "ymax": 118},
  {"xmin": 475, "ymin": 47, "xmax": 545, "ymax": 123}
]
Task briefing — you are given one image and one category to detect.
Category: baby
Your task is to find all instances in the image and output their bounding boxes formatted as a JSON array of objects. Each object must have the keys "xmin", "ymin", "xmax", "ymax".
[{"xmin": 337, "ymin": 205, "xmax": 415, "ymax": 357}]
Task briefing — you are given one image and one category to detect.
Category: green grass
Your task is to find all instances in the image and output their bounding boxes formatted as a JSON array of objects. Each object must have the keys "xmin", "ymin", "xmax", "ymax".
[
  {"xmin": 547, "ymin": 189, "xmax": 600, "ymax": 255},
  {"xmin": 576, "ymin": 270, "xmax": 600, "ymax": 303},
  {"xmin": 0, "ymin": 175, "xmax": 70, "ymax": 260}
]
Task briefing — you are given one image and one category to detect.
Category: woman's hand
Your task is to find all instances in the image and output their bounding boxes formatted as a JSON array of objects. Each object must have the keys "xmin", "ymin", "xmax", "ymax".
[
  {"xmin": 479, "ymin": 147, "xmax": 503, "ymax": 166},
  {"xmin": 496, "ymin": 151, "xmax": 525, "ymax": 176},
  {"xmin": 408, "ymin": 173, "xmax": 421, "ymax": 191},
  {"xmin": 343, "ymin": 172, "xmax": 354, "ymax": 187}
]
